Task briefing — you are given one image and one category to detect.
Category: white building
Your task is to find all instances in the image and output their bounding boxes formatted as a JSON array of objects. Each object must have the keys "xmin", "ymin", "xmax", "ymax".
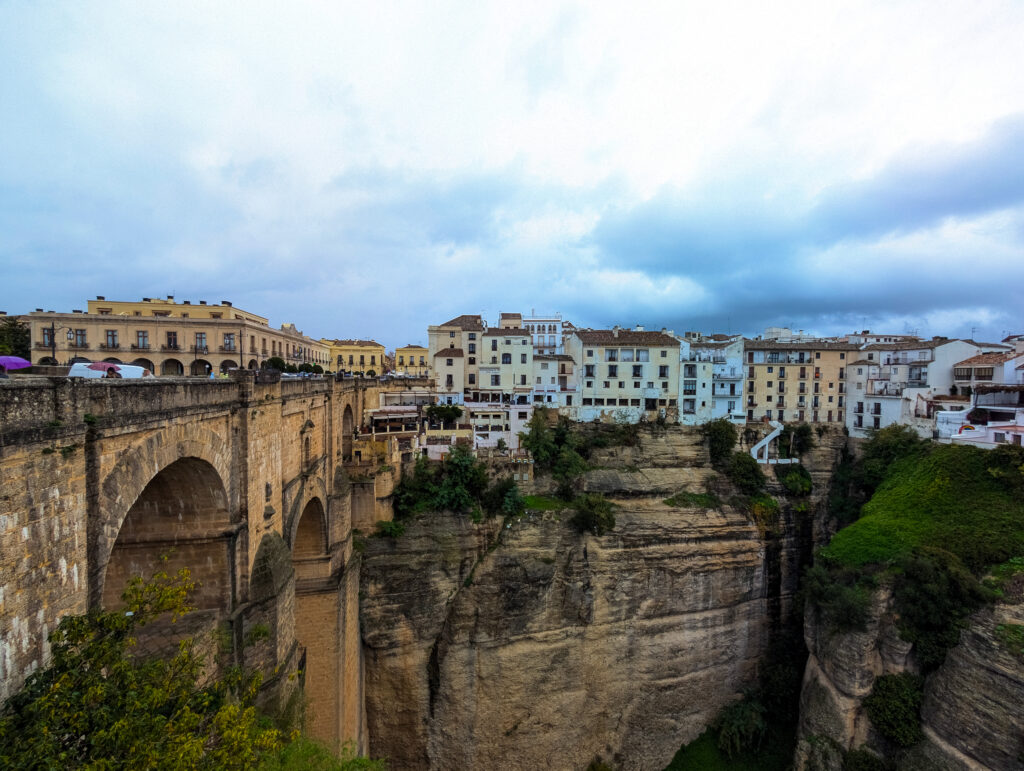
[
  {"xmin": 679, "ymin": 332, "xmax": 745, "ymax": 423},
  {"xmin": 532, "ymin": 353, "xmax": 578, "ymax": 409},
  {"xmin": 847, "ymin": 338, "xmax": 985, "ymax": 438},
  {"xmin": 951, "ymin": 385, "xmax": 1024, "ymax": 449},
  {"xmin": 523, "ymin": 311, "xmax": 568, "ymax": 355}
]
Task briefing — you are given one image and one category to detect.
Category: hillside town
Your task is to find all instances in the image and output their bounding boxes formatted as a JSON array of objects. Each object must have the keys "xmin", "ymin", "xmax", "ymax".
[{"xmin": 5, "ymin": 296, "xmax": 1023, "ymax": 457}]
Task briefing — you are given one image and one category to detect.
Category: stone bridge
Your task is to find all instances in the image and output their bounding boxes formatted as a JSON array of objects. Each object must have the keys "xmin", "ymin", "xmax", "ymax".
[{"xmin": 0, "ymin": 373, "xmax": 418, "ymax": 752}]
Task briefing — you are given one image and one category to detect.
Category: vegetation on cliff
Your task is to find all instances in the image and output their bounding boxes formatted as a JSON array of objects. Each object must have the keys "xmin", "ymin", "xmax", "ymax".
[
  {"xmin": 806, "ymin": 429, "xmax": 1024, "ymax": 667},
  {"xmin": 391, "ymin": 444, "xmax": 525, "ymax": 522},
  {"xmin": 0, "ymin": 569, "xmax": 382, "ymax": 770}
]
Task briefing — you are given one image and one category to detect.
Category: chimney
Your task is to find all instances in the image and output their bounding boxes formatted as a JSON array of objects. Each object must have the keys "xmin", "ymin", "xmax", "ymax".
[
  {"xmin": 35, "ymin": 308, "xmax": 43, "ymax": 312},
  {"xmin": 73, "ymin": 309, "xmax": 83, "ymax": 313},
  {"xmin": 142, "ymin": 297, "xmax": 151, "ymax": 302},
  {"xmin": 222, "ymin": 300, "xmax": 232, "ymax": 307},
  {"xmin": 665, "ymin": 329, "xmax": 674, "ymax": 337},
  {"xmin": 167, "ymin": 295, "xmax": 174, "ymax": 300},
  {"xmin": 612, "ymin": 326, "xmax": 620, "ymax": 338},
  {"xmin": 199, "ymin": 300, "xmax": 207, "ymax": 305},
  {"xmin": 96, "ymin": 295, "xmax": 105, "ymax": 300},
  {"xmin": 634, "ymin": 324, "xmax": 644, "ymax": 331},
  {"xmin": 183, "ymin": 300, "xmax": 191, "ymax": 305}
]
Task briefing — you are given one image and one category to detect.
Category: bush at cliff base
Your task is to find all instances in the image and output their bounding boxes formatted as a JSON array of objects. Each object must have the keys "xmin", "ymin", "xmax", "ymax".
[
  {"xmin": 0, "ymin": 569, "xmax": 382, "ymax": 771},
  {"xmin": 807, "ymin": 432, "xmax": 1024, "ymax": 668},
  {"xmin": 863, "ymin": 673, "xmax": 925, "ymax": 748}
]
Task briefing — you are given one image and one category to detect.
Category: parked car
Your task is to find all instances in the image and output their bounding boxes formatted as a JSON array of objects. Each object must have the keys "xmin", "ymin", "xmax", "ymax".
[{"xmin": 67, "ymin": 363, "xmax": 155, "ymax": 379}]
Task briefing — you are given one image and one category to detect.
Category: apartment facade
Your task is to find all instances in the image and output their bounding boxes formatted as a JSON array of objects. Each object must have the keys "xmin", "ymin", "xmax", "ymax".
[
  {"xmin": 564, "ymin": 326, "xmax": 680, "ymax": 422},
  {"xmin": 394, "ymin": 345, "xmax": 429, "ymax": 377},
  {"xmin": 427, "ymin": 314, "xmax": 485, "ymax": 395},
  {"xmin": 326, "ymin": 339, "xmax": 386, "ymax": 374},
  {"xmin": 846, "ymin": 338, "xmax": 983, "ymax": 438},
  {"xmin": 523, "ymin": 312, "xmax": 568, "ymax": 355},
  {"xmin": 744, "ymin": 339, "xmax": 856, "ymax": 424},
  {"xmin": 26, "ymin": 295, "xmax": 330, "ymax": 375}
]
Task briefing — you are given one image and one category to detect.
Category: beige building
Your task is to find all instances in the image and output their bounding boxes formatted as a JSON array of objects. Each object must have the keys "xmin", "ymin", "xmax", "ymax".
[
  {"xmin": 26, "ymin": 295, "xmax": 330, "ymax": 375},
  {"xmin": 565, "ymin": 326, "xmax": 680, "ymax": 421},
  {"xmin": 427, "ymin": 314, "xmax": 486, "ymax": 398},
  {"xmin": 476, "ymin": 327, "xmax": 533, "ymax": 403},
  {"xmin": 395, "ymin": 345, "xmax": 429, "ymax": 377},
  {"xmin": 326, "ymin": 339, "xmax": 386, "ymax": 375},
  {"xmin": 743, "ymin": 339, "xmax": 857, "ymax": 424}
]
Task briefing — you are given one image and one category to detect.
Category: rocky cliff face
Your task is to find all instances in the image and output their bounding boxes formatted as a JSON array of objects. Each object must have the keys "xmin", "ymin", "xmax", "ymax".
[
  {"xmin": 795, "ymin": 581, "xmax": 1024, "ymax": 770},
  {"xmin": 361, "ymin": 426, "xmax": 846, "ymax": 770}
]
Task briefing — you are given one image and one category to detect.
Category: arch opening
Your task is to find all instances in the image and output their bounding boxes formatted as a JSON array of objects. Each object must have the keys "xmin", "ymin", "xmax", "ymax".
[
  {"xmin": 294, "ymin": 498, "xmax": 327, "ymax": 559},
  {"xmin": 103, "ymin": 357, "xmax": 123, "ymax": 364},
  {"xmin": 190, "ymin": 359, "xmax": 212, "ymax": 377},
  {"xmin": 247, "ymin": 359, "xmax": 258, "ymax": 370},
  {"xmin": 342, "ymin": 405, "xmax": 354, "ymax": 460},
  {"xmin": 220, "ymin": 359, "xmax": 238, "ymax": 373},
  {"xmin": 131, "ymin": 357, "xmax": 155, "ymax": 371},
  {"xmin": 101, "ymin": 457, "xmax": 232, "ymax": 612},
  {"xmin": 161, "ymin": 358, "xmax": 184, "ymax": 376}
]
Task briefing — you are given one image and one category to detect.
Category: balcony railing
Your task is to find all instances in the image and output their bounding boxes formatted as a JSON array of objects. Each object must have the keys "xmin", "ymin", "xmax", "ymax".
[
  {"xmin": 191, "ymin": 345, "xmax": 209, "ymax": 354},
  {"xmin": 219, "ymin": 345, "xmax": 236, "ymax": 353},
  {"xmin": 162, "ymin": 344, "xmax": 181, "ymax": 351},
  {"xmin": 99, "ymin": 343, "xmax": 121, "ymax": 351},
  {"xmin": 131, "ymin": 343, "xmax": 150, "ymax": 351}
]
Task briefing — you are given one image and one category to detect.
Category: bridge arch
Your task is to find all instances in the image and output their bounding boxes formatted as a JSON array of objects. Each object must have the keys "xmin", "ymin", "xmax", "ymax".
[
  {"xmin": 342, "ymin": 404, "xmax": 354, "ymax": 460},
  {"xmin": 93, "ymin": 423, "xmax": 233, "ymax": 608},
  {"xmin": 100, "ymin": 457, "xmax": 231, "ymax": 611}
]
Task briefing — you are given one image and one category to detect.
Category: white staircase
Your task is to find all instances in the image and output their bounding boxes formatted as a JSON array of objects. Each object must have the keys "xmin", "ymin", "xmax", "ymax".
[{"xmin": 750, "ymin": 420, "xmax": 799, "ymax": 465}]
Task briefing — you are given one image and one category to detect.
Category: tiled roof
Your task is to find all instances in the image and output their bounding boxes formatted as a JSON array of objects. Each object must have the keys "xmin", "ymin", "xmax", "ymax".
[
  {"xmin": 400, "ymin": 344, "xmax": 427, "ymax": 350},
  {"xmin": 572, "ymin": 329, "xmax": 678, "ymax": 346},
  {"xmin": 499, "ymin": 312, "xmax": 522, "ymax": 320},
  {"xmin": 483, "ymin": 328, "xmax": 528, "ymax": 337},
  {"xmin": 435, "ymin": 349, "xmax": 464, "ymax": 358},
  {"xmin": 1002, "ymin": 333, "xmax": 1024, "ymax": 343},
  {"xmin": 744, "ymin": 339, "xmax": 859, "ymax": 351},
  {"xmin": 332, "ymin": 339, "xmax": 383, "ymax": 347},
  {"xmin": 861, "ymin": 339, "xmax": 964, "ymax": 351},
  {"xmin": 440, "ymin": 314, "xmax": 485, "ymax": 331},
  {"xmin": 534, "ymin": 354, "xmax": 575, "ymax": 361},
  {"xmin": 954, "ymin": 351, "xmax": 1016, "ymax": 367}
]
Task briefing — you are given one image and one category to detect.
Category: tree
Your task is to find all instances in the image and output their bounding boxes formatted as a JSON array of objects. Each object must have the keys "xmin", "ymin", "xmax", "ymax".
[
  {"xmin": 570, "ymin": 493, "xmax": 616, "ymax": 536},
  {"xmin": 0, "ymin": 316, "xmax": 29, "ymax": 357},
  {"xmin": 263, "ymin": 356, "xmax": 286, "ymax": 371},
  {"xmin": 520, "ymin": 407, "xmax": 558, "ymax": 468},
  {"xmin": 0, "ymin": 569, "xmax": 283, "ymax": 770},
  {"xmin": 727, "ymin": 451, "xmax": 766, "ymax": 495},
  {"xmin": 425, "ymin": 404, "xmax": 463, "ymax": 428},
  {"xmin": 702, "ymin": 418, "xmax": 737, "ymax": 466}
]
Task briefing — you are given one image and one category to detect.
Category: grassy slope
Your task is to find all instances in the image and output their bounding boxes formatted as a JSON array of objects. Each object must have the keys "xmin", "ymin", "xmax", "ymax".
[
  {"xmin": 821, "ymin": 444, "xmax": 1024, "ymax": 570},
  {"xmin": 663, "ymin": 726, "xmax": 795, "ymax": 771}
]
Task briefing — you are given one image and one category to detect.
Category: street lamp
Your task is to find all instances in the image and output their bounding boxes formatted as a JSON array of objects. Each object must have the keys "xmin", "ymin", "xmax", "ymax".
[{"xmin": 48, "ymin": 321, "xmax": 75, "ymax": 365}]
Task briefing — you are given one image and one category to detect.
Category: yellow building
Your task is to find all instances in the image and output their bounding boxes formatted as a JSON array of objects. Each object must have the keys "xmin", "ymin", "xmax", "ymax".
[
  {"xmin": 743, "ymin": 339, "xmax": 856, "ymax": 423},
  {"xmin": 26, "ymin": 295, "xmax": 330, "ymax": 375},
  {"xmin": 326, "ymin": 339, "xmax": 386, "ymax": 375},
  {"xmin": 427, "ymin": 314, "xmax": 485, "ymax": 394},
  {"xmin": 395, "ymin": 345, "xmax": 429, "ymax": 377}
]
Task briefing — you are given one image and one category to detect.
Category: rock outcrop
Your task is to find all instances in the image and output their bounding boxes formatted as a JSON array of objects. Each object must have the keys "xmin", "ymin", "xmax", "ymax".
[
  {"xmin": 795, "ymin": 583, "xmax": 1024, "ymax": 770},
  {"xmin": 361, "ymin": 426, "xmax": 846, "ymax": 770}
]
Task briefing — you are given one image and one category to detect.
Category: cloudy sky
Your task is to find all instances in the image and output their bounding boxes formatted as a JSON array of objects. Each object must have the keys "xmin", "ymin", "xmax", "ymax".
[{"xmin": 2, "ymin": 1, "xmax": 1023, "ymax": 348}]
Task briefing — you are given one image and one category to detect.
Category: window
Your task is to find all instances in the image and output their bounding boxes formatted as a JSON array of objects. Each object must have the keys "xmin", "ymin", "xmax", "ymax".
[
  {"xmin": 632, "ymin": 365, "xmax": 642, "ymax": 378},
  {"xmin": 636, "ymin": 350, "xmax": 649, "ymax": 362},
  {"xmin": 662, "ymin": 381, "xmax": 668, "ymax": 389},
  {"xmin": 520, "ymin": 375, "xmax": 527, "ymax": 385},
  {"xmin": 398, "ymin": 356, "xmax": 405, "ymax": 365},
  {"xmin": 468, "ymin": 374, "xmax": 476, "ymax": 384},
  {"xmin": 491, "ymin": 339, "xmax": 498, "ymax": 351},
  {"xmin": 660, "ymin": 350, "xmax": 667, "ymax": 358},
  {"xmin": 767, "ymin": 366, "xmax": 774, "ymax": 374},
  {"xmin": 603, "ymin": 381, "xmax": 610, "ymax": 388},
  {"xmin": 468, "ymin": 357, "xmax": 475, "ymax": 365},
  {"xmin": 521, "ymin": 353, "xmax": 527, "ymax": 363},
  {"xmin": 621, "ymin": 349, "xmax": 635, "ymax": 362},
  {"xmin": 659, "ymin": 365, "xmax": 668, "ymax": 378},
  {"xmin": 502, "ymin": 353, "xmax": 512, "ymax": 364},
  {"xmin": 468, "ymin": 333, "xmax": 476, "ymax": 340},
  {"xmin": 953, "ymin": 367, "xmax": 971, "ymax": 379},
  {"xmin": 468, "ymin": 343, "xmax": 476, "ymax": 354},
  {"xmin": 608, "ymin": 365, "xmax": 618, "ymax": 377},
  {"xmin": 618, "ymin": 381, "xmax": 624, "ymax": 389},
  {"xmin": 491, "ymin": 374, "xmax": 500, "ymax": 386},
  {"xmin": 446, "ymin": 358, "xmax": 453, "ymax": 366},
  {"xmin": 136, "ymin": 331, "xmax": 149, "ymax": 349},
  {"xmin": 584, "ymin": 364, "xmax": 595, "ymax": 378},
  {"xmin": 975, "ymin": 367, "xmax": 994, "ymax": 380},
  {"xmin": 74, "ymin": 329, "xmax": 87, "ymax": 347},
  {"xmin": 105, "ymin": 330, "xmax": 118, "ymax": 348},
  {"xmin": 587, "ymin": 349, "xmax": 594, "ymax": 358},
  {"xmin": 582, "ymin": 398, "xmax": 593, "ymax": 405},
  {"xmin": 223, "ymin": 333, "xmax": 235, "ymax": 351},
  {"xmin": 449, "ymin": 331, "xmax": 455, "ymax": 337},
  {"xmin": 519, "ymin": 412, "xmax": 528, "ymax": 419},
  {"xmin": 606, "ymin": 349, "xmax": 618, "ymax": 362}
]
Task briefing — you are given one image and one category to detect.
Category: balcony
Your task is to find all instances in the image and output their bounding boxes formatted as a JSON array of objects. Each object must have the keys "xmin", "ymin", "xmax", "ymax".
[
  {"xmin": 68, "ymin": 342, "xmax": 90, "ymax": 350},
  {"xmin": 162, "ymin": 344, "xmax": 181, "ymax": 352},
  {"xmin": 99, "ymin": 343, "xmax": 121, "ymax": 351},
  {"xmin": 191, "ymin": 345, "xmax": 209, "ymax": 354},
  {"xmin": 130, "ymin": 344, "xmax": 150, "ymax": 351},
  {"xmin": 219, "ymin": 345, "xmax": 237, "ymax": 353}
]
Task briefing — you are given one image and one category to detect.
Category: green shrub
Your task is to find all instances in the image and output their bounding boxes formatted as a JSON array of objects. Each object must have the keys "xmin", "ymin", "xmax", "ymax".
[
  {"xmin": 995, "ymin": 623, "xmax": 1024, "ymax": 660},
  {"xmin": 714, "ymin": 695, "xmax": 768, "ymax": 759},
  {"xmin": 481, "ymin": 477, "xmax": 525, "ymax": 518},
  {"xmin": 843, "ymin": 747, "xmax": 890, "ymax": 771},
  {"xmin": 776, "ymin": 464, "xmax": 812, "ymax": 496},
  {"xmin": 778, "ymin": 423, "xmax": 814, "ymax": 458},
  {"xmin": 375, "ymin": 520, "xmax": 405, "ymax": 538},
  {"xmin": 664, "ymin": 490, "xmax": 721, "ymax": 509},
  {"xmin": 892, "ymin": 549, "xmax": 990, "ymax": 670},
  {"xmin": 703, "ymin": 418, "xmax": 737, "ymax": 466},
  {"xmin": 863, "ymin": 673, "xmax": 924, "ymax": 748},
  {"xmin": 727, "ymin": 452, "xmax": 766, "ymax": 495},
  {"xmin": 570, "ymin": 493, "xmax": 616, "ymax": 536},
  {"xmin": 803, "ymin": 562, "xmax": 874, "ymax": 633}
]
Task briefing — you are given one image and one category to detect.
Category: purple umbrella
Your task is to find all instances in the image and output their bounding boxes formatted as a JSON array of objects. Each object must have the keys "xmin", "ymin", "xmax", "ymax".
[
  {"xmin": 87, "ymin": 362, "xmax": 121, "ymax": 372},
  {"xmin": 0, "ymin": 355, "xmax": 32, "ymax": 371}
]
